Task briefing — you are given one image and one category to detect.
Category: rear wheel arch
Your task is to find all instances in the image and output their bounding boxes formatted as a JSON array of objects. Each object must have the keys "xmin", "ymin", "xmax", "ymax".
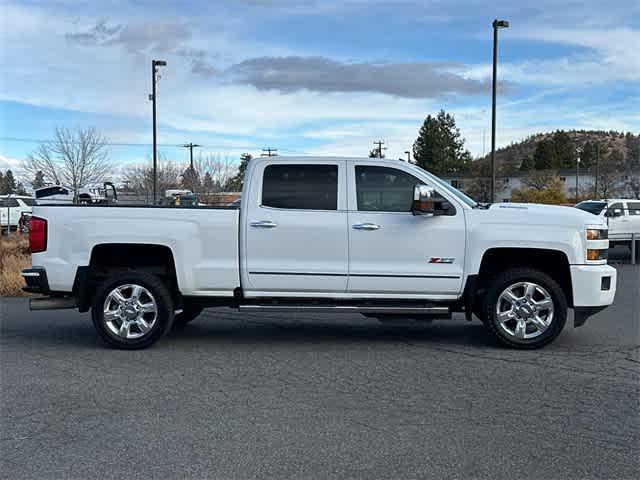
[{"xmin": 80, "ymin": 243, "xmax": 181, "ymax": 310}]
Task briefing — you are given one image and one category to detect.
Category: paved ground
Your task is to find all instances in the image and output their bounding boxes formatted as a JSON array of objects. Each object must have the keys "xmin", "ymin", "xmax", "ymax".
[{"xmin": 1, "ymin": 263, "xmax": 638, "ymax": 480}]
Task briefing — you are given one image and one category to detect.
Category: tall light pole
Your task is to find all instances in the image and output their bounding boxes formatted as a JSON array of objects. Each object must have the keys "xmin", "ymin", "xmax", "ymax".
[
  {"xmin": 491, "ymin": 19, "xmax": 509, "ymax": 203},
  {"xmin": 575, "ymin": 147, "xmax": 581, "ymax": 204},
  {"xmin": 404, "ymin": 151, "xmax": 411, "ymax": 162},
  {"xmin": 150, "ymin": 59, "xmax": 166, "ymax": 205}
]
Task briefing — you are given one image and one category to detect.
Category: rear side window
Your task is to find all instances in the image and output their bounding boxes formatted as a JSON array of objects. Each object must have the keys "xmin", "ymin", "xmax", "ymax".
[
  {"xmin": 628, "ymin": 202, "xmax": 640, "ymax": 215},
  {"xmin": 355, "ymin": 166, "xmax": 424, "ymax": 212},
  {"xmin": 262, "ymin": 164, "xmax": 338, "ymax": 210}
]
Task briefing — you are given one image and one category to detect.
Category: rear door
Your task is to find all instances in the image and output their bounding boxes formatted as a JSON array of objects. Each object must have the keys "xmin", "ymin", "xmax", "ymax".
[
  {"xmin": 346, "ymin": 163, "xmax": 465, "ymax": 297},
  {"xmin": 243, "ymin": 160, "xmax": 348, "ymax": 295},
  {"xmin": 607, "ymin": 202, "xmax": 631, "ymax": 237},
  {"xmin": 627, "ymin": 201, "xmax": 640, "ymax": 235}
]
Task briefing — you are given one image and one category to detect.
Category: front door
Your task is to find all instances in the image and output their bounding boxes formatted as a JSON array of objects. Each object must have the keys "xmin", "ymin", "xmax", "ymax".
[
  {"xmin": 346, "ymin": 164, "xmax": 465, "ymax": 297},
  {"xmin": 243, "ymin": 161, "xmax": 348, "ymax": 295}
]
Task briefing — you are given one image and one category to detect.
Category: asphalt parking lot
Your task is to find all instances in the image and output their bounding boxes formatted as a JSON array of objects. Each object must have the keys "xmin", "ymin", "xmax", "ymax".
[{"xmin": 1, "ymin": 262, "xmax": 638, "ymax": 479}]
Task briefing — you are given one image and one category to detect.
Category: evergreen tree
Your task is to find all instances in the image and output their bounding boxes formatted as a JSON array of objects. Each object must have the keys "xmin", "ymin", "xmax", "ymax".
[
  {"xmin": 202, "ymin": 172, "xmax": 214, "ymax": 193},
  {"xmin": 0, "ymin": 169, "xmax": 17, "ymax": 194},
  {"xmin": 519, "ymin": 157, "xmax": 535, "ymax": 171},
  {"xmin": 552, "ymin": 130, "xmax": 575, "ymax": 168},
  {"xmin": 226, "ymin": 153, "xmax": 253, "ymax": 191},
  {"xmin": 412, "ymin": 110, "xmax": 471, "ymax": 175},
  {"xmin": 181, "ymin": 166, "xmax": 200, "ymax": 193},
  {"xmin": 533, "ymin": 140, "xmax": 555, "ymax": 170},
  {"xmin": 368, "ymin": 148, "xmax": 385, "ymax": 158},
  {"xmin": 32, "ymin": 170, "xmax": 46, "ymax": 189}
]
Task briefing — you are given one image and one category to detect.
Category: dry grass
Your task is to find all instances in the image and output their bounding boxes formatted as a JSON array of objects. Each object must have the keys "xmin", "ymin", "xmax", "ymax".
[{"xmin": 0, "ymin": 234, "xmax": 30, "ymax": 297}]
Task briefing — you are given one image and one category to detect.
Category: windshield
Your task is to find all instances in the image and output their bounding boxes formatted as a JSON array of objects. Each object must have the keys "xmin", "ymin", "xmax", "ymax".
[
  {"xmin": 406, "ymin": 163, "xmax": 478, "ymax": 208},
  {"xmin": 575, "ymin": 201, "xmax": 606, "ymax": 215}
]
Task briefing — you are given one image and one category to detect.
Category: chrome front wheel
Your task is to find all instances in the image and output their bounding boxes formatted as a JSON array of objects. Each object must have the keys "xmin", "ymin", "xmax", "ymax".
[
  {"xmin": 496, "ymin": 281, "xmax": 554, "ymax": 340},
  {"xmin": 483, "ymin": 268, "xmax": 568, "ymax": 349}
]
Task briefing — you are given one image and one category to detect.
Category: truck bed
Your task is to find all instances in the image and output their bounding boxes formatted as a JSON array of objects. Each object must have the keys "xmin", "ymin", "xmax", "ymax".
[{"xmin": 31, "ymin": 205, "xmax": 240, "ymax": 296}]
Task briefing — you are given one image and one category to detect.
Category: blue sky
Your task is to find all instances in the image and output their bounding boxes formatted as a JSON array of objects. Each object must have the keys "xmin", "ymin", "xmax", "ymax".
[{"xmin": 1, "ymin": 0, "xmax": 639, "ymax": 178}]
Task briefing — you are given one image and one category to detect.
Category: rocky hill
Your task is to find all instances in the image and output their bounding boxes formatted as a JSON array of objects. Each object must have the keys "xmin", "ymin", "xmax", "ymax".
[{"xmin": 476, "ymin": 130, "xmax": 639, "ymax": 174}]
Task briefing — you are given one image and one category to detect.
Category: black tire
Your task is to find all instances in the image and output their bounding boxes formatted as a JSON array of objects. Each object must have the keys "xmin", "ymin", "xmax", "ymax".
[
  {"xmin": 92, "ymin": 272, "xmax": 175, "ymax": 349},
  {"xmin": 174, "ymin": 303, "xmax": 204, "ymax": 326},
  {"xmin": 482, "ymin": 268, "xmax": 567, "ymax": 349}
]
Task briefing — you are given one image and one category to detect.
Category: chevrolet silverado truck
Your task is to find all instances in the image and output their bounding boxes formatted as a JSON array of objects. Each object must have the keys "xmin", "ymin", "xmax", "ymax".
[{"xmin": 22, "ymin": 157, "xmax": 617, "ymax": 349}]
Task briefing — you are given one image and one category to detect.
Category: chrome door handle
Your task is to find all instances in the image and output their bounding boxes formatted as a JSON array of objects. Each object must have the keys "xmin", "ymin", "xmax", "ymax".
[
  {"xmin": 352, "ymin": 223, "xmax": 381, "ymax": 231},
  {"xmin": 250, "ymin": 220, "xmax": 278, "ymax": 228}
]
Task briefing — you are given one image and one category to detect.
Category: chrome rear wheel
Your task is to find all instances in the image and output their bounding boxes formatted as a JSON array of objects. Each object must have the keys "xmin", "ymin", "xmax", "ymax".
[{"xmin": 103, "ymin": 284, "xmax": 158, "ymax": 340}]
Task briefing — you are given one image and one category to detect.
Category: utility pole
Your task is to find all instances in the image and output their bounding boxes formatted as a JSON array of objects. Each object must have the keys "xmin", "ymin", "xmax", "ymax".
[
  {"xmin": 261, "ymin": 147, "xmax": 278, "ymax": 157},
  {"xmin": 491, "ymin": 19, "xmax": 509, "ymax": 203},
  {"xmin": 181, "ymin": 143, "xmax": 201, "ymax": 170},
  {"xmin": 595, "ymin": 143, "xmax": 600, "ymax": 198},
  {"xmin": 404, "ymin": 150, "xmax": 411, "ymax": 162},
  {"xmin": 149, "ymin": 59, "xmax": 166, "ymax": 205},
  {"xmin": 373, "ymin": 140, "xmax": 386, "ymax": 158},
  {"xmin": 575, "ymin": 147, "xmax": 581, "ymax": 204}
]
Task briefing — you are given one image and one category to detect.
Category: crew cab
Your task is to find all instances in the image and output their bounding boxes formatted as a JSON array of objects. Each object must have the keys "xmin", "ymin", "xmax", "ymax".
[{"xmin": 22, "ymin": 157, "xmax": 617, "ymax": 349}]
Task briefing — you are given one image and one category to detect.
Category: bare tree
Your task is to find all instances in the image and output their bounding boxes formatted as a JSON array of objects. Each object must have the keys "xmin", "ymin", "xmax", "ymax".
[
  {"xmin": 122, "ymin": 158, "xmax": 182, "ymax": 204},
  {"xmin": 194, "ymin": 154, "xmax": 236, "ymax": 193},
  {"xmin": 24, "ymin": 127, "xmax": 112, "ymax": 197}
]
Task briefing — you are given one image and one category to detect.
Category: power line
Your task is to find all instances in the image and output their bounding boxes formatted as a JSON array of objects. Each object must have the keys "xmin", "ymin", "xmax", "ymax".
[
  {"xmin": 180, "ymin": 143, "xmax": 201, "ymax": 169},
  {"xmin": 373, "ymin": 140, "xmax": 386, "ymax": 158},
  {"xmin": 261, "ymin": 147, "xmax": 278, "ymax": 157},
  {"xmin": 0, "ymin": 136, "xmax": 262, "ymax": 150}
]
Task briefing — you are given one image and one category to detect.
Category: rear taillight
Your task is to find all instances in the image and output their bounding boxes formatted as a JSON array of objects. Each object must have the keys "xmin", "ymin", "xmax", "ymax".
[{"xmin": 29, "ymin": 217, "xmax": 47, "ymax": 253}]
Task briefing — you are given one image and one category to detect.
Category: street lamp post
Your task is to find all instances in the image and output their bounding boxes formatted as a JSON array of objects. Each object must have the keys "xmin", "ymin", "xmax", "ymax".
[
  {"xmin": 490, "ymin": 19, "xmax": 509, "ymax": 203},
  {"xmin": 150, "ymin": 59, "xmax": 166, "ymax": 205},
  {"xmin": 404, "ymin": 151, "xmax": 411, "ymax": 162},
  {"xmin": 575, "ymin": 148, "xmax": 581, "ymax": 204}
]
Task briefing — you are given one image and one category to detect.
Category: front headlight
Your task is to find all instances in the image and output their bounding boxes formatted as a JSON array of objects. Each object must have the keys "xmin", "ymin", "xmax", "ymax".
[{"xmin": 586, "ymin": 228, "xmax": 608, "ymax": 240}]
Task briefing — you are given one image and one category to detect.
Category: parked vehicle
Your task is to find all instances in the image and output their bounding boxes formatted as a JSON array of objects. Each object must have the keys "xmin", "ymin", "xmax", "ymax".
[
  {"xmin": 163, "ymin": 189, "xmax": 197, "ymax": 207},
  {"xmin": 576, "ymin": 199, "xmax": 640, "ymax": 249},
  {"xmin": 0, "ymin": 195, "xmax": 36, "ymax": 230},
  {"xmin": 23, "ymin": 157, "xmax": 616, "ymax": 350},
  {"xmin": 35, "ymin": 182, "xmax": 117, "ymax": 205}
]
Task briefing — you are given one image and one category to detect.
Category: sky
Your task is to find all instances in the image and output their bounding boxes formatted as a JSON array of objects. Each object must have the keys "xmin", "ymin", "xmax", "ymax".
[{"xmin": 0, "ymin": 0, "xmax": 639, "ymax": 178}]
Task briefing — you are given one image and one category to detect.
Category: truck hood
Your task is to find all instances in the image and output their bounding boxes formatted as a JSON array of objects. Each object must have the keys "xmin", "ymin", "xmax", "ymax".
[{"xmin": 476, "ymin": 203, "xmax": 607, "ymax": 229}]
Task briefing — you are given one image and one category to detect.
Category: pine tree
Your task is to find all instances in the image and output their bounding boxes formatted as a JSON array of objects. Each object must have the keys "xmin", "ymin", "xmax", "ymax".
[
  {"xmin": 1, "ymin": 169, "xmax": 17, "ymax": 194},
  {"xmin": 519, "ymin": 157, "xmax": 535, "ymax": 171},
  {"xmin": 202, "ymin": 172, "xmax": 214, "ymax": 193},
  {"xmin": 226, "ymin": 153, "xmax": 253, "ymax": 191},
  {"xmin": 533, "ymin": 140, "xmax": 555, "ymax": 170},
  {"xmin": 32, "ymin": 170, "xmax": 46, "ymax": 189},
  {"xmin": 412, "ymin": 110, "xmax": 471, "ymax": 175}
]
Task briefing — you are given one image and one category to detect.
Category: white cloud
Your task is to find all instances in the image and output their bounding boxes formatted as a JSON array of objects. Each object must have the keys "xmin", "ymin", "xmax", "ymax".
[{"xmin": 0, "ymin": 154, "xmax": 23, "ymax": 171}]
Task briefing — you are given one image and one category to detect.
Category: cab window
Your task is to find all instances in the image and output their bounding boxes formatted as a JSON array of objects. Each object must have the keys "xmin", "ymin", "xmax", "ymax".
[
  {"xmin": 355, "ymin": 166, "xmax": 424, "ymax": 212},
  {"xmin": 262, "ymin": 164, "xmax": 338, "ymax": 210}
]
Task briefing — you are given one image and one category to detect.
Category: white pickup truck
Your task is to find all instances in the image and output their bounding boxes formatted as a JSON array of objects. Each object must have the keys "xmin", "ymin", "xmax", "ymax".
[{"xmin": 23, "ymin": 157, "xmax": 617, "ymax": 349}]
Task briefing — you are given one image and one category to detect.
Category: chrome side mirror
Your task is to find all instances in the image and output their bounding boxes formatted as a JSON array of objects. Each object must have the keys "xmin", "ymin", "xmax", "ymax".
[{"xmin": 411, "ymin": 185, "xmax": 453, "ymax": 216}]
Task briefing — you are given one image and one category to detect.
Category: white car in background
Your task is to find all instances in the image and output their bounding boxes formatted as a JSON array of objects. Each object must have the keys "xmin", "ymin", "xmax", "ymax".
[
  {"xmin": 576, "ymin": 199, "xmax": 640, "ymax": 249},
  {"xmin": 0, "ymin": 195, "xmax": 36, "ymax": 230},
  {"xmin": 34, "ymin": 183, "xmax": 117, "ymax": 205}
]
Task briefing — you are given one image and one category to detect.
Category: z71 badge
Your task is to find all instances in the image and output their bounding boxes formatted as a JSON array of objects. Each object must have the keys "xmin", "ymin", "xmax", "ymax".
[{"xmin": 429, "ymin": 257, "xmax": 455, "ymax": 264}]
